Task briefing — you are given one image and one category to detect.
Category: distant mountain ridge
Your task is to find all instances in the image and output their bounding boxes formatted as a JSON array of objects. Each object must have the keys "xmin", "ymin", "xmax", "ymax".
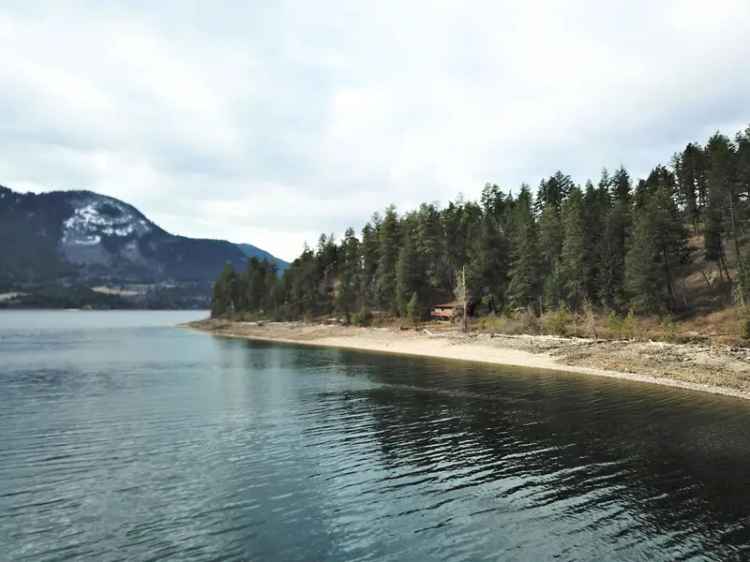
[
  {"xmin": 236, "ymin": 243, "xmax": 288, "ymax": 272},
  {"xmin": 0, "ymin": 184, "xmax": 287, "ymax": 304}
]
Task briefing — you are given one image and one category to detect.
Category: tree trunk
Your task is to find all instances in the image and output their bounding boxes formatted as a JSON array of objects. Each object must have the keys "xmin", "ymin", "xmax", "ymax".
[
  {"xmin": 462, "ymin": 265, "xmax": 468, "ymax": 333},
  {"xmin": 728, "ymin": 193, "xmax": 747, "ymax": 306},
  {"xmin": 662, "ymin": 248, "xmax": 675, "ymax": 309}
]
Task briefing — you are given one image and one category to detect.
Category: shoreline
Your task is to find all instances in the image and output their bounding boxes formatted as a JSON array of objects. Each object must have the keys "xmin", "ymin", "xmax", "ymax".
[{"xmin": 186, "ymin": 319, "xmax": 750, "ymax": 402}]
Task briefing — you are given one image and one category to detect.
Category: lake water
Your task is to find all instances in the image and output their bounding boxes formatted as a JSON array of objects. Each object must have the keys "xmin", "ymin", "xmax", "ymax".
[{"xmin": 1, "ymin": 310, "xmax": 750, "ymax": 561}]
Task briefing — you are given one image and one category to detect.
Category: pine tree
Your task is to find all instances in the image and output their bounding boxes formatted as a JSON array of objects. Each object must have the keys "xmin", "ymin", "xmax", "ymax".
[
  {"xmin": 599, "ymin": 200, "xmax": 628, "ymax": 309},
  {"xmin": 536, "ymin": 171, "xmax": 573, "ymax": 213},
  {"xmin": 442, "ymin": 199, "xmax": 483, "ymax": 288},
  {"xmin": 626, "ymin": 182, "xmax": 689, "ymax": 311},
  {"xmin": 560, "ymin": 187, "xmax": 586, "ymax": 309},
  {"xmin": 737, "ymin": 126, "xmax": 750, "ymax": 195},
  {"xmin": 442, "ymin": 200, "xmax": 467, "ymax": 273},
  {"xmin": 211, "ymin": 263, "xmax": 238, "ymax": 318},
  {"xmin": 598, "ymin": 166, "xmax": 632, "ymax": 309},
  {"xmin": 336, "ymin": 227, "xmax": 361, "ymax": 323},
  {"xmin": 376, "ymin": 205, "xmax": 400, "ymax": 313},
  {"xmin": 582, "ymin": 176, "xmax": 610, "ymax": 304},
  {"xmin": 480, "ymin": 183, "xmax": 508, "ymax": 222},
  {"xmin": 706, "ymin": 133, "xmax": 744, "ymax": 299},
  {"xmin": 415, "ymin": 203, "xmax": 448, "ymax": 294},
  {"xmin": 360, "ymin": 218, "xmax": 380, "ymax": 306},
  {"xmin": 611, "ymin": 166, "xmax": 632, "ymax": 205},
  {"xmin": 674, "ymin": 143, "xmax": 706, "ymax": 229},
  {"xmin": 467, "ymin": 213, "xmax": 509, "ymax": 313},
  {"xmin": 508, "ymin": 186, "xmax": 540, "ymax": 310},
  {"xmin": 537, "ymin": 185, "xmax": 564, "ymax": 310},
  {"xmin": 314, "ymin": 233, "xmax": 338, "ymax": 315},
  {"xmin": 287, "ymin": 245, "xmax": 316, "ymax": 318},
  {"xmin": 395, "ymin": 229, "xmax": 422, "ymax": 317},
  {"xmin": 625, "ymin": 206, "xmax": 664, "ymax": 312}
]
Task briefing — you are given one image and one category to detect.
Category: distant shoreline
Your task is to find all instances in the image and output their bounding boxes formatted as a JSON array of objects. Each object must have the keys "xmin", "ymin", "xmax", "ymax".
[{"xmin": 186, "ymin": 319, "xmax": 750, "ymax": 402}]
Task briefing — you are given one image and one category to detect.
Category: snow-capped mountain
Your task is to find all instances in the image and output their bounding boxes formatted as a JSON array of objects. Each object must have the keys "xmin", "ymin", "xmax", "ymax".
[{"xmin": 0, "ymin": 185, "xmax": 287, "ymax": 291}]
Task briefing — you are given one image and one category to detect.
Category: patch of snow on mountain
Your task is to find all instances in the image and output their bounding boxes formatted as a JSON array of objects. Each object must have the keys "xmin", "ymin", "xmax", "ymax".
[{"xmin": 62, "ymin": 198, "xmax": 151, "ymax": 246}]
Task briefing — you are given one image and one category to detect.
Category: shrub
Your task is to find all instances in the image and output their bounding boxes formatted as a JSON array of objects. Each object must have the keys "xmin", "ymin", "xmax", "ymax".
[
  {"xmin": 543, "ymin": 307, "xmax": 573, "ymax": 336},
  {"xmin": 660, "ymin": 315, "xmax": 679, "ymax": 342},
  {"xmin": 608, "ymin": 309, "xmax": 637, "ymax": 340},
  {"xmin": 607, "ymin": 310, "xmax": 623, "ymax": 335},
  {"xmin": 475, "ymin": 314, "xmax": 509, "ymax": 333},
  {"xmin": 740, "ymin": 312, "xmax": 750, "ymax": 341},
  {"xmin": 582, "ymin": 299, "xmax": 598, "ymax": 339},
  {"xmin": 622, "ymin": 310, "xmax": 637, "ymax": 340},
  {"xmin": 519, "ymin": 307, "xmax": 540, "ymax": 334}
]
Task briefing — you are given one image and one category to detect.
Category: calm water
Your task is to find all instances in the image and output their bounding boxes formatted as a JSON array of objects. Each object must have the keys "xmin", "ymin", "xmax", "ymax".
[{"xmin": 2, "ymin": 311, "xmax": 750, "ymax": 561}]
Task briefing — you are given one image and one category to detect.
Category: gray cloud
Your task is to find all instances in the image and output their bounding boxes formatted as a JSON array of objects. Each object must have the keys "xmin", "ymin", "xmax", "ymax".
[{"xmin": 1, "ymin": 0, "xmax": 749, "ymax": 260}]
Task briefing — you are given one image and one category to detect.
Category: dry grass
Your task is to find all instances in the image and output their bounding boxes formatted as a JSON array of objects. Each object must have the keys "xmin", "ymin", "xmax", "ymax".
[{"xmin": 469, "ymin": 305, "xmax": 749, "ymax": 346}]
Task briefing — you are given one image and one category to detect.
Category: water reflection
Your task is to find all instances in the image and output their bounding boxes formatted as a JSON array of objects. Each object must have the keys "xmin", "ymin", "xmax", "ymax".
[{"xmin": 276, "ymin": 344, "xmax": 750, "ymax": 560}]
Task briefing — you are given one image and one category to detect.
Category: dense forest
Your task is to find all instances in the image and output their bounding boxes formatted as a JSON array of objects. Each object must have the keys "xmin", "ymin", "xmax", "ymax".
[{"xmin": 212, "ymin": 125, "xmax": 750, "ymax": 327}]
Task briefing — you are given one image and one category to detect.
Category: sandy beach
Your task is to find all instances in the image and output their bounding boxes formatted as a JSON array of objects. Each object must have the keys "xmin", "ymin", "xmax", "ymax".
[{"xmin": 186, "ymin": 319, "xmax": 750, "ymax": 401}]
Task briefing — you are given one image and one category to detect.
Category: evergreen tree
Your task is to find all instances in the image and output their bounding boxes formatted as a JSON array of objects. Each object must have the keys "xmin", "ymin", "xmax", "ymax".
[
  {"xmin": 626, "ymin": 182, "xmax": 689, "ymax": 311},
  {"xmin": 598, "ymin": 166, "xmax": 632, "ymax": 309},
  {"xmin": 560, "ymin": 187, "xmax": 586, "ymax": 309},
  {"xmin": 314, "ymin": 233, "xmax": 338, "ymax": 315},
  {"xmin": 415, "ymin": 203, "xmax": 448, "ymax": 294},
  {"xmin": 376, "ymin": 205, "xmax": 400, "ymax": 313},
  {"xmin": 360, "ymin": 218, "xmax": 380, "ymax": 306},
  {"xmin": 395, "ymin": 229, "xmax": 422, "ymax": 317},
  {"xmin": 674, "ymin": 143, "xmax": 706, "ymax": 228},
  {"xmin": 536, "ymin": 171, "xmax": 573, "ymax": 213},
  {"xmin": 467, "ymin": 213, "xmax": 509, "ymax": 313},
  {"xmin": 287, "ymin": 245, "xmax": 317, "ymax": 318},
  {"xmin": 336, "ymin": 227, "xmax": 361, "ymax": 322},
  {"xmin": 706, "ymin": 133, "xmax": 745, "ymax": 299},
  {"xmin": 737, "ymin": 126, "xmax": 750, "ymax": 196},
  {"xmin": 599, "ymin": 200, "xmax": 628, "ymax": 309},
  {"xmin": 611, "ymin": 166, "xmax": 632, "ymax": 205},
  {"xmin": 625, "ymin": 205, "xmax": 665, "ymax": 313},
  {"xmin": 507, "ymin": 186, "xmax": 540, "ymax": 310},
  {"xmin": 480, "ymin": 183, "xmax": 509, "ymax": 222},
  {"xmin": 211, "ymin": 263, "xmax": 238, "ymax": 317},
  {"xmin": 537, "ymin": 181, "xmax": 564, "ymax": 309},
  {"xmin": 262, "ymin": 261, "xmax": 279, "ymax": 313},
  {"xmin": 442, "ymin": 199, "xmax": 483, "ymax": 288},
  {"xmin": 582, "ymin": 176, "xmax": 610, "ymax": 303}
]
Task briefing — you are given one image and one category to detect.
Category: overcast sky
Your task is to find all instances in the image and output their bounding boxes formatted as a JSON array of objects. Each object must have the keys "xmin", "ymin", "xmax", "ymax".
[{"xmin": 1, "ymin": 1, "xmax": 749, "ymax": 261}]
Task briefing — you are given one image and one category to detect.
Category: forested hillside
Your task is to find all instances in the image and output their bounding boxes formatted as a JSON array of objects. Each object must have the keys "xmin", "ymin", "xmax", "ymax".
[
  {"xmin": 0, "ymin": 186, "xmax": 287, "ymax": 308},
  {"xmin": 212, "ymin": 125, "xmax": 750, "ymax": 333}
]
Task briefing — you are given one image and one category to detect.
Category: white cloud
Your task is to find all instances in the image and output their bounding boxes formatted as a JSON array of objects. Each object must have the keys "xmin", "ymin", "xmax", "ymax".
[{"xmin": 1, "ymin": 1, "xmax": 748, "ymax": 261}]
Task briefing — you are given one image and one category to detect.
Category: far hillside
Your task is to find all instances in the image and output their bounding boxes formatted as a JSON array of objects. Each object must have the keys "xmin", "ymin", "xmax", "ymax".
[
  {"xmin": 211, "ymin": 124, "xmax": 750, "ymax": 344},
  {"xmin": 0, "ymin": 186, "xmax": 288, "ymax": 309}
]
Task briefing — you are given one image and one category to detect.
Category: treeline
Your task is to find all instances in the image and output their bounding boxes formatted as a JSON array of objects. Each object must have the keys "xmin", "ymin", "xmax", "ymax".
[{"xmin": 212, "ymin": 125, "xmax": 750, "ymax": 322}]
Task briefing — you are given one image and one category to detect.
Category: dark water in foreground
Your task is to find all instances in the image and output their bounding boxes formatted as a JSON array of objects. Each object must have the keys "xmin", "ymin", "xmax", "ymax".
[{"xmin": 2, "ymin": 311, "xmax": 750, "ymax": 561}]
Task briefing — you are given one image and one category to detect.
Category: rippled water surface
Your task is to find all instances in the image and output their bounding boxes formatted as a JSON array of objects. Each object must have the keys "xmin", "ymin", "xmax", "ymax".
[{"xmin": 2, "ymin": 310, "xmax": 750, "ymax": 561}]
